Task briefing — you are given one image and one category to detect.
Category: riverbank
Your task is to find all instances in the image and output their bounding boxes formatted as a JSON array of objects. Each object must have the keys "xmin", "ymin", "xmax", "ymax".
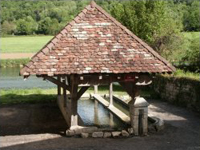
[{"xmin": 0, "ymin": 58, "xmax": 30, "ymax": 68}]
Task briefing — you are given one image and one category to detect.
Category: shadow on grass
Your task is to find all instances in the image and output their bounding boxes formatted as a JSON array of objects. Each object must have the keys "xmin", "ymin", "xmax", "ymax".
[{"xmin": 0, "ymin": 94, "xmax": 57, "ymax": 105}]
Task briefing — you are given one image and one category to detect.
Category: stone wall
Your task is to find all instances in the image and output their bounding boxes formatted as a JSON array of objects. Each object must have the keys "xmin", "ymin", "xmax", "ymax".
[{"xmin": 152, "ymin": 75, "xmax": 200, "ymax": 112}]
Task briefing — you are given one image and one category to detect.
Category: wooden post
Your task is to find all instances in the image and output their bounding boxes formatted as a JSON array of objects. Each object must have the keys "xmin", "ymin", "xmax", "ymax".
[
  {"xmin": 109, "ymin": 82, "xmax": 113, "ymax": 107},
  {"xmin": 57, "ymin": 76, "xmax": 61, "ymax": 95},
  {"xmin": 94, "ymin": 85, "xmax": 98, "ymax": 94},
  {"xmin": 94, "ymin": 100, "xmax": 99, "ymax": 126},
  {"xmin": 63, "ymin": 78, "xmax": 67, "ymax": 107},
  {"xmin": 70, "ymin": 76, "xmax": 79, "ymax": 128},
  {"xmin": 94, "ymin": 85, "xmax": 98, "ymax": 110},
  {"xmin": 109, "ymin": 112, "xmax": 114, "ymax": 127}
]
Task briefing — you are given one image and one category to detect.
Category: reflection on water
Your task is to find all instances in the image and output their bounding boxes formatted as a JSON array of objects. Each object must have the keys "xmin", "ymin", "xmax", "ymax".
[
  {"xmin": 0, "ymin": 67, "xmax": 55, "ymax": 89},
  {"xmin": 78, "ymin": 99, "xmax": 127, "ymax": 129}
]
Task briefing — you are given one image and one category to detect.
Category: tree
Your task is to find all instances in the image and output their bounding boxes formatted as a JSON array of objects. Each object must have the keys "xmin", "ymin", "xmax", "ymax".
[
  {"xmin": 15, "ymin": 16, "xmax": 38, "ymax": 35},
  {"xmin": 1, "ymin": 21, "xmax": 16, "ymax": 35},
  {"xmin": 26, "ymin": 16, "xmax": 38, "ymax": 34},
  {"xmin": 109, "ymin": 0, "xmax": 183, "ymax": 57},
  {"xmin": 37, "ymin": 17, "xmax": 52, "ymax": 34},
  {"xmin": 183, "ymin": 0, "xmax": 200, "ymax": 31},
  {"xmin": 16, "ymin": 19, "xmax": 29, "ymax": 35},
  {"xmin": 182, "ymin": 37, "xmax": 200, "ymax": 71}
]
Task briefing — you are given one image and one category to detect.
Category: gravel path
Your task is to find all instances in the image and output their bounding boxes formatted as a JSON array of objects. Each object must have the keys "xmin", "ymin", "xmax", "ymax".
[
  {"xmin": 0, "ymin": 100, "xmax": 200, "ymax": 150},
  {"xmin": 1, "ymin": 53, "xmax": 34, "ymax": 59}
]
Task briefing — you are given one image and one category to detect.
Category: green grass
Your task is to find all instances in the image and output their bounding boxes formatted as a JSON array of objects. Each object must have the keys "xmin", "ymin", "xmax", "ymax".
[
  {"xmin": 1, "ymin": 36, "xmax": 53, "ymax": 53},
  {"xmin": 182, "ymin": 32, "xmax": 199, "ymax": 40},
  {"xmin": 0, "ymin": 58, "xmax": 30, "ymax": 68},
  {"xmin": 173, "ymin": 69, "xmax": 200, "ymax": 80},
  {"xmin": 0, "ymin": 88, "xmax": 57, "ymax": 105},
  {"xmin": 0, "ymin": 86, "xmax": 153, "ymax": 105}
]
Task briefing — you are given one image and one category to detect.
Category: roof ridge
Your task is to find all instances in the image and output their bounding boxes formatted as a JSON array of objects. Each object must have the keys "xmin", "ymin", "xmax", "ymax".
[{"xmin": 92, "ymin": 2, "xmax": 175, "ymax": 72}]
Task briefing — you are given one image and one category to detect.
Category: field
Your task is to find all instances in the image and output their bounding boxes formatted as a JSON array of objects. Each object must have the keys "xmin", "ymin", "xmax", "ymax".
[{"xmin": 1, "ymin": 36, "xmax": 53, "ymax": 53}]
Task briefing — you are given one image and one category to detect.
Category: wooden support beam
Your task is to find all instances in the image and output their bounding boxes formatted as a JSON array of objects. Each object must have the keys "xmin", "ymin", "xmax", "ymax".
[
  {"xmin": 63, "ymin": 78, "xmax": 67, "ymax": 107},
  {"xmin": 44, "ymin": 76, "xmax": 70, "ymax": 91},
  {"xmin": 70, "ymin": 75, "xmax": 79, "ymax": 127},
  {"xmin": 119, "ymin": 82, "xmax": 139, "ymax": 104},
  {"xmin": 76, "ymin": 86, "xmax": 90, "ymax": 101},
  {"xmin": 94, "ymin": 85, "xmax": 98, "ymax": 94},
  {"xmin": 57, "ymin": 76, "xmax": 61, "ymax": 95},
  {"xmin": 109, "ymin": 83, "xmax": 113, "ymax": 107}
]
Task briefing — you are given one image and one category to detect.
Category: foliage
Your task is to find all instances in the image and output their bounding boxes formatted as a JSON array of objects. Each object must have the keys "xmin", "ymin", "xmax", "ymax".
[
  {"xmin": 180, "ymin": 37, "xmax": 200, "ymax": 72},
  {"xmin": 105, "ymin": 0, "xmax": 184, "ymax": 58},
  {"xmin": 0, "ymin": 0, "xmax": 90, "ymax": 35},
  {"xmin": 183, "ymin": 0, "xmax": 200, "ymax": 31},
  {"xmin": 1, "ymin": 21, "xmax": 16, "ymax": 35},
  {"xmin": 1, "ymin": 0, "xmax": 199, "ymax": 36},
  {"xmin": 170, "ymin": 32, "xmax": 200, "ymax": 72}
]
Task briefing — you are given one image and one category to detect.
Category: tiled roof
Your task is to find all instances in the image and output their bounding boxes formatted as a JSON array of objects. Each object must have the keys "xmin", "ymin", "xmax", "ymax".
[{"xmin": 20, "ymin": 1, "xmax": 175, "ymax": 77}]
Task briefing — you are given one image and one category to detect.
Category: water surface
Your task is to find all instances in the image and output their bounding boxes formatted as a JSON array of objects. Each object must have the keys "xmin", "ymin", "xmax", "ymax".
[{"xmin": 0, "ymin": 67, "xmax": 55, "ymax": 89}]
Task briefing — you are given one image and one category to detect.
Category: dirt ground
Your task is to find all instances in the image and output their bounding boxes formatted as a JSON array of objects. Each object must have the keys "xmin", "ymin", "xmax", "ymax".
[
  {"xmin": 0, "ymin": 100, "xmax": 200, "ymax": 150},
  {"xmin": 1, "ymin": 53, "xmax": 34, "ymax": 59}
]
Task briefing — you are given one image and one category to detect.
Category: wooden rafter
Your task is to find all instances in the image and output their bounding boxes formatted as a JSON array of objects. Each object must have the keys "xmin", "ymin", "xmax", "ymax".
[{"xmin": 76, "ymin": 86, "xmax": 90, "ymax": 101}]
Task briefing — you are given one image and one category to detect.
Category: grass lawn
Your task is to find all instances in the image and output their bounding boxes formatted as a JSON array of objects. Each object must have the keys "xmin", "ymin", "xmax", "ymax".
[
  {"xmin": 1, "ymin": 36, "xmax": 53, "ymax": 53},
  {"xmin": 0, "ymin": 86, "xmax": 154, "ymax": 105},
  {"xmin": 182, "ymin": 32, "xmax": 199, "ymax": 40},
  {"xmin": 173, "ymin": 69, "xmax": 200, "ymax": 81}
]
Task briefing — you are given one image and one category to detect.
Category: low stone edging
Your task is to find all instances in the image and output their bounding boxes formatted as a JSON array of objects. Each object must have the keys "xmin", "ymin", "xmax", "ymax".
[{"xmin": 66, "ymin": 127, "xmax": 134, "ymax": 138}]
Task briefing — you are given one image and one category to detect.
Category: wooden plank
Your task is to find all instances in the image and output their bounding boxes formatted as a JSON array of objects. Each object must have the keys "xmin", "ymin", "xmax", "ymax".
[
  {"xmin": 92, "ymin": 94, "xmax": 130, "ymax": 124},
  {"xmin": 92, "ymin": 94, "xmax": 109, "ymax": 107},
  {"xmin": 44, "ymin": 76, "xmax": 70, "ymax": 91},
  {"xmin": 109, "ymin": 106, "xmax": 130, "ymax": 123}
]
